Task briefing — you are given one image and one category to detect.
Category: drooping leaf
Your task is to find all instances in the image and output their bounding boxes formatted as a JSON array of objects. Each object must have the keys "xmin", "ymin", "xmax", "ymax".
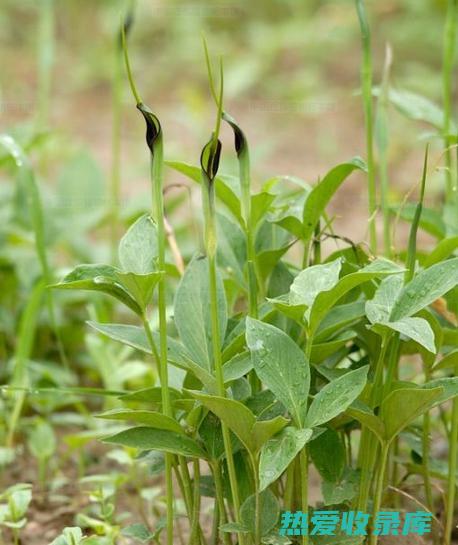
[
  {"xmin": 246, "ymin": 317, "xmax": 310, "ymax": 427},
  {"xmin": 306, "ymin": 366, "xmax": 368, "ymax": 428},
  {"xmin": 103, "ymin": 427, "xmax": 207, "ymax": 458},
  {"xmin": 174, "ymin": 256, "xmax": 227, "ymax": 371},
  {"xmin": 259, "ymin": 427, "xmax": 312, "ymax": 491},
  {"xmin": 53, "ymin": 264, "xmax": 141, "ymax": 315}
]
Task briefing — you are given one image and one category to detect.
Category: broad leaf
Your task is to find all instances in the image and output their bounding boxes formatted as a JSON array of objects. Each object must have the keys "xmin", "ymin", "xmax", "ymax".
[
  {"xmin": 289, "ymin": 259, "xmax": 341, "ymax": 308},
  {"xmin": 174, "ymin": 256, "xmax": 227, "ymax": 371},
  {"xmin": 384, "ymin": 317, "xmax": 436, "ymax": 353},
  {"xmin": 259, "ymin": 427, "xmax": 312, "ymax": 491},
  {"xmin": 246, "ymin": 318, "xmax": 310, "ymax": 426},
  {"xmin": 306, "ymin": 366, "xmax": 368, "ymax": 428},
  {"xmin": 118, "ymin": 214, "xmax": 158, "ymax": 274}
]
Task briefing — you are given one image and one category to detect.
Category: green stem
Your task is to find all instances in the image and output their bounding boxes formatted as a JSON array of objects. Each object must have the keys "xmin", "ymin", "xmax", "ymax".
[
  {"xmin": 203, "ymin": 183, "xmax": 244, "ymax": 543},
  {"xmin": 369, "ymin": 442, "xmax": 389, "ymax": 545},
  {"xmin": 110, "ymin": 38, "xmax": 123, "ymax": 263},
  {"xmin": 422, "ymin": 367, "xmax": 434, "ymax": 516},
  {"xmin": 445, "ymin": 397, "xmax": 458, "ymax": 545},
  {"xmin": 191, "ymin": 459, "xmax": 201, "ymax": 545},
  {"xmin": 299, "ymin": 448, "xmax": 309, "ymax": 545},
  {"xmin": 355, "ymin": 0, "xmax": 377, "ymax": 254},
  {"xmin": 284, "ymin": 461, "xmax": 295, "ymax": 511},
  {"xmin": 250, "ymin": 455, "xmax": 261, "ymax": 545},
  {"xmin": 442, "ymin": 0, "xmax": 457, "ymax": 202},
  {"xmin": 36, "ymin": 0, "xmax": 54, "ymax": 128},
  {"xmin": 212, "ymin": 461, "xmax": 232, "ymax": 545}
]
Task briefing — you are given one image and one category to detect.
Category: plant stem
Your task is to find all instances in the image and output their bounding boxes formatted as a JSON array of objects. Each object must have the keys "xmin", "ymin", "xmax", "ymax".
[
  {"xmin": 376, "ymin": 44, "xmax": 393, "ymax": 257},
  {"xmin": 355, "ymin": 0, "xmax": 377, "ymax": 254},
  {"xmin": 369, "ymin": 442, "xmax": 389, "ymax": 545},
  {"xmin": 445, "ymin": 396, "xmax": 458, "ymax": 545},
  {"xmin": 442, "ymin": 0, "xmax": 457, "ymax": 202},
  {"xmin": 191, "ymin": 459, "xmax": 201, "ymax": 545},
  {"xmin": 422, "ymin": 367, "xmax": 435, "ymax": 517},
  {"xmin": 36, "ymin": 0, "xmax": 54, "ymax": 128},
  {"xmin": 299, "ymin": 448, "xmax": 309, "ymax": 545},
  {"xmin": 110, "ymin": 35, "xmax": 123, "ymax": 263},
  {"xmin": 203, "ymin": 182, "xmax": 244, "ymax": 543},
  {"xmin": 212, "ymin": 461, "xmax": 232, "ymax": 545}
]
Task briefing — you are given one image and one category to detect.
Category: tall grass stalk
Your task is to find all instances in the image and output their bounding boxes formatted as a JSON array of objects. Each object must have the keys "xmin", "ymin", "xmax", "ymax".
[
  {"xmin": 36, "ymin": 0, "xmax": 54, "ymax": 128},
  {"xmin": 122, "ymin": 29, "xmax": 174, "ymax": 545},
  {"xmin": 442, "ymin": 0, "xmax": 457, "ymax": 202},
  {"xmin": 355, "ymin": 0, "xmax": 377, "ymax": 254},
  {"xmin": 375, "ymin": 44, "xmax": 393, "ymax": 257},
  {"xmin": 200, "ymin": 60, "xmax": 245, "ymax": 545}
]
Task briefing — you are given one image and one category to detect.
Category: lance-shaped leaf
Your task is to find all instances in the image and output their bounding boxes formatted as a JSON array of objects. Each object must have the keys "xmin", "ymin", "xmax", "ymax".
[
  {"xmin": 96, "ymin": 409, "xmax": 184, "ymax": 434},
  {"xmin": 246, "ymin": 317, "xmax": 310, "ymax": 427},
  {"xmin": 188, "ymin": 391, "xmax": 288, "ymax": 455},
  {"xmin": 306, "ymin": 366, "xmax": 369, "ymax": 428},
  {"xmin": 390, "ymin": 257, "xmax": 458, "ymax": 321},
  {"xmin": 380, "ymin": 386, "xmax": 443, "ymax": 442},
  {"xmin": 382, "ymin": 317, "xmax": 436, "ymax": 354},
  {"xmin": 365, "ymin": 274, "xmax": 403, "ymax": 324},
  {"xmin": 259, "ymin": 427, "xmax": 312, "ymax": 491},
  {"xmin": 103, "ymin": 427, "xmax": 207, "ymax": 459},
  {"xmin": 53, "ymin": 264, "xmax": 142, "ymax": 315},
  {"xmin": 302, "ymin": 158, "xmax": 366, "ymax": 246},
  {"xmin": 174, "ymin": 255, "xmax": 227, "ymax": 371},
  {"xmin": 346, "ymin": 401, "xmax": 385, "ymax": 443}
]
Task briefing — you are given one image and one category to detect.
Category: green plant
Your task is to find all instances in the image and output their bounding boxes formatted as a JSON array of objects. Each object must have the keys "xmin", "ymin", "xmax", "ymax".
[{"xmin": 0, "ymin": 483, "xmax": 32, "ymax": 545}]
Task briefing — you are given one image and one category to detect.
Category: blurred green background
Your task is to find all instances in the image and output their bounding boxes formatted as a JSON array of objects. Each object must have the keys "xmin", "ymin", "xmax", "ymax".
[{"xmin": 0, "ymin": 0, "xmax": 454, "ymax": 245}]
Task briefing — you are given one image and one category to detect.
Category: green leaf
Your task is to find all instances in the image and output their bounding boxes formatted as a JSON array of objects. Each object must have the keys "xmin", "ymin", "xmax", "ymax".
[
  {"xmin": 96, "ymin": 409, "xmax": 183, "ymax": 434},
  {"xmin": 346, "ymin": 402, "xmax": 385, "ymax": 442},
  {"xmin": 240, "ymin": 489, "xmax": 280, "ymax": 537},
  {"xmin": 174, "ymin": 256, "xmax": 227, "ymax": 371},
  {"xmin": 217, "ymin": 213, "xmax": 246, "ymax": 289},
  {"xmin": 302, "ymin": 158, "xmax": 366, "ymax": 245},
  {"xmin": 306, "ymin": 366, "xmax": 368, "ymax": 427},
  {"xmin": 259, "ymin": 427, "xmax": 312, "ymax": 490},
  {"xmin": 122, "ymin": 523, "xmax": 154, "ymax": 543},
  {"xmin": 423, "ymin": 236, "xmax": 458, "ymax": 267},
  {"xmin": 390, "ymin": 258, "xmax": 458, "ymax": 320},
  {"xmin": 290, "ymin": 259, "xmax": 342, "ymax": 308},
  {"xmin": 246, "ymin": 318, "xmax": 310, "ymax": 426},
  {"xmin": 28, "ymin": 420, "xmax": 56, "ymax": 460},
  {"xmin": 384, "ymin": 317, "xmax": 436, "ymax": 353},
  {"xmin": 115, "ymin": 271, "xmax": 162, "ymax": 312},
  {"xmin": 189, "ymin": 391, "xmax": 288, "ymax": 454},
  {"xmin": 386, "ymin": 88, "xmax": 454, "ymax": 131},
  {"xmin": 166, "ymin": 161, "xmax": 243, "ymax": 226},
  {"xmin": 310, "ymin": 331, "xmax": 357, "ymax": 364},
  {"xmin": 365, "ymin": 275, "xmax": 403, "ymax": 324},
  {"xmin": 103, "ymin": 427, "xmax": 207, "ymax": 459},
  {"xmin": 315, "ymin": 301, "xmax": 366, "ymax": 343},
  {"xmin": 308, "ymin": 259, "xmax": 403, "ymax": 334},
  {"xmin": 381, "ymin": 387, "xmax": 443, "ymax": 442},
  {"xmin": 54, "ymin": 265, "xmax": 141, "ymax": 315},
  {"xmin": 189, "ymin": 391, "xmax": 256, "ymax": 453},
  {"xmin": 309, "ymin": 428, "xmax": 345, "ymax": 483},
  {"xmin": 321, "ymin": 468, "xmax": 359, "ymax": 505},
  {"xmin": 118, "ymin": 214, "xmax": 158, "ymax": 274},
  {"xmin": 422, "ymin": 377, "xmax": 458, "ymax": 406},
  {"xmin": 434, "ymin": 349, "xmax": 458, "ymax": 371},
  {"xmin": 49, "ymin": 527, "xmax": 84, "ymax": 545},
  {"xmin": 391, "ymin": 203, "xmax": 445, "ymax": 239}
]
